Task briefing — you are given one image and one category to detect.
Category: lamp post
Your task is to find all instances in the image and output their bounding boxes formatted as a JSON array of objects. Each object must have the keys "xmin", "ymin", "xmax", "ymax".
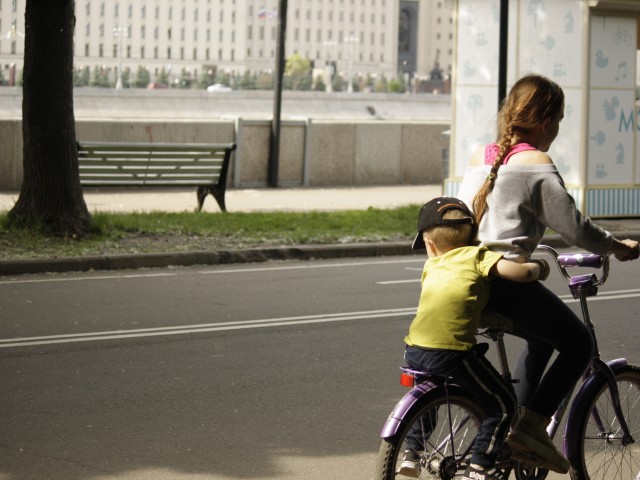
[
  {"xmin": 344, "ymin": 33, "xmax": 358, "ymax": 93},
  {"xmin": 323, "ymin": 40, "xmax": 337, "ymax": 92},
  {"xmin": 4, "ymin": 26, "xmax": 24, "ymax": 86},
  {"xmin": 113, "ymin": 26, "xmax": 128, "ymax": 90}
]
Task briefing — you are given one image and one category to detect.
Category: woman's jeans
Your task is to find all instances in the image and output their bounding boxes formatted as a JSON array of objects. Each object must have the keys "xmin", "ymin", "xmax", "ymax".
[{"xmin": 485, "ymin": 278, "xmax": 594, "ymax": 417}]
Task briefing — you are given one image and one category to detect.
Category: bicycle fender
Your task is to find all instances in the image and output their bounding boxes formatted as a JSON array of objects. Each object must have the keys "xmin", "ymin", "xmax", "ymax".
[
  {"xmin": 563, "ymin": 358, "xmax": 628, "ymax": 459},
  {"xmin": 379, "ymin": 380, "xmax": 440, "ymax": 440}
]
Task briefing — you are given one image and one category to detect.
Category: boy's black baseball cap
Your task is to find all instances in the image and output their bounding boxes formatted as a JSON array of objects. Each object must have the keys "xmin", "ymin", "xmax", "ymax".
[{"xmin": 412, "ymin": 197, "xmax": 475, "ymax": 250}]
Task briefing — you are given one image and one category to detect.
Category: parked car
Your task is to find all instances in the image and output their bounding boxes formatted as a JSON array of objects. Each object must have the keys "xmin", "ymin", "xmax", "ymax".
[
  {"xmin": 207, "ymin": 83, "xmax": 232, "ymax": 92},
  {"xmin": 147, "ymin": 82, "xmax": 169, "ymax": 89}
]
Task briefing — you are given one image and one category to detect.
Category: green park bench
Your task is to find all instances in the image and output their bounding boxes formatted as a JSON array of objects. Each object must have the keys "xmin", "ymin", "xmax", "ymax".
[{"xmin": 77, "ymin": 141, "xmax": 236, "ymax": 211}]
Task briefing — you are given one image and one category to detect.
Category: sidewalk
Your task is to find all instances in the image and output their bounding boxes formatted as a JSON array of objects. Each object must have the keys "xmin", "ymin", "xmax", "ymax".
[
  {"xmin": 2, "ymin": 185, "xmax": 640, "ymax": 276},
  {"xmin": 1, "ymin": 185, "xmax": 443, "ymax": 214}
]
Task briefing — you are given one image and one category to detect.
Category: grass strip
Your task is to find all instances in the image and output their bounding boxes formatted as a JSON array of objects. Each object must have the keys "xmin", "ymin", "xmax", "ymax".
[{"xmin": 0, "ymin": 206, "xmax": 420, "ymax": 260}]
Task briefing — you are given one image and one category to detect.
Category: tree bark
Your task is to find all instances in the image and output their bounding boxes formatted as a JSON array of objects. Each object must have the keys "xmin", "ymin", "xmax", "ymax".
[{"xmin": 8, "ymin": 0, "xmax": 93, "ymax": 236}]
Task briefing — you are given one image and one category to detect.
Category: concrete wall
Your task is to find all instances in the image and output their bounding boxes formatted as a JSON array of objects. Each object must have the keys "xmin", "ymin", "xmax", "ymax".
[{"xmin": 0, "ymin": 119, "xmax": 449, "ymax": 190}]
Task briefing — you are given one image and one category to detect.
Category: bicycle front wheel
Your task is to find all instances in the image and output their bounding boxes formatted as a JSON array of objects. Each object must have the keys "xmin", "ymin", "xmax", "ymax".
[
  {"xmin": 375, "ymin": 386, "xmax": 483, "ymax": 480},
  {"xmin": 569, "ymin": 365, "xmax": 640, "ymax": 480}
]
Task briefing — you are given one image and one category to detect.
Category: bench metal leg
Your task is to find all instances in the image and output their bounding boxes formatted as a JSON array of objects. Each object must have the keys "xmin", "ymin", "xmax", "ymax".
[{"xmin": 196, "ymin": 186, "xmax": 227, "ymax": 212}]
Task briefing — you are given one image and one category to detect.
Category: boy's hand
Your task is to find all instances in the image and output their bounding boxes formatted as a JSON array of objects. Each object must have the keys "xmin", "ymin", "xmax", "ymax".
[{"xmin": 532, "ymin": 259, "xmax": 550, "ymax": 281}]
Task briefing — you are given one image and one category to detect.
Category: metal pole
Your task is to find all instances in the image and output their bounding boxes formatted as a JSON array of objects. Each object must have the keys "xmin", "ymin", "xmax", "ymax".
[
  {"xmin": 498, "ymin": 0, "xmax": 509, "ymax": 108},
  {"xmin": 114, "ymin": 26, "xmax": 126, "ymax": 90},
  {"xmin": 268, "ymin": 0, "xmax": 288, "ymax": 188}
]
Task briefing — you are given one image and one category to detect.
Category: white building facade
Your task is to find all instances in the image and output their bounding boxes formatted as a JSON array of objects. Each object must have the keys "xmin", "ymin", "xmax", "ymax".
[{"xmin": 0, "ymin": 0, "xmax": 414, "ymax": 86}]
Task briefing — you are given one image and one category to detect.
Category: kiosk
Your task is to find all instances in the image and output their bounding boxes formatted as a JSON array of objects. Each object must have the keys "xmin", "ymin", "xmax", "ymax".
[{"xmin": 447, "ymin": 0, "xmax": 640, "ymax": 217}]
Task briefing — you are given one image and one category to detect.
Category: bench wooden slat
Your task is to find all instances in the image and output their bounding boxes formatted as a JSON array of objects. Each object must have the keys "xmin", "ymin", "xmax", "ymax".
[{"xmin": 77, "ymin": 141, "xmax": 236, "ymax": 211}]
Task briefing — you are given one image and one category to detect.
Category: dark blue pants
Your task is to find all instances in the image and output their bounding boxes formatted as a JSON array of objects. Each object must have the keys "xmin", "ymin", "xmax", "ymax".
[
  {"xmin": 404, "ymin": 345, "xmax": 517, "ymax": 468},
  {"xmin": 485, "ymin": 278, "xmax": 594, "ymax": 417}
]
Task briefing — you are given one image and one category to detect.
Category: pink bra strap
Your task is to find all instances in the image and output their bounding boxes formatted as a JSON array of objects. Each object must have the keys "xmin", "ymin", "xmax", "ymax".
[{"xmin": 484, "ymin": 143, "xmax": 538, "ymax": 165}]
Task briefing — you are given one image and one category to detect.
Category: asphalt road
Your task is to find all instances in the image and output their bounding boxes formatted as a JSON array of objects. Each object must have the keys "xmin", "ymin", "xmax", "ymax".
[{"xmin": 1, "ymin": 254, "xmax": 639, "ymax": 480}]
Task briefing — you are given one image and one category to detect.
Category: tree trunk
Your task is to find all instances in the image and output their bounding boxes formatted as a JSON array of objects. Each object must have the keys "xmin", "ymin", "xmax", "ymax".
[{"xmin": 8, "ymin": 0, "xmax": 93, "ymax": 236}]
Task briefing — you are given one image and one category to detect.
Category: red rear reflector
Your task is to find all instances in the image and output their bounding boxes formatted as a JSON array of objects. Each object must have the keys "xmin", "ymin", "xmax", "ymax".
[{"xmin": 400, "ymin": 372, "xmax": 415, "ymax": 388}]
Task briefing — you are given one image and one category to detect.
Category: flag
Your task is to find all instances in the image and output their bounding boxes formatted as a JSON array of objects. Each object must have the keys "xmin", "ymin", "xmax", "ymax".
[
  {"xmin": 257, "ymin": 6, "xmax": 266, "ymax": 19},
  {"xmin": 268, "ymin": 7, "xmax": 278, "ymax": 19}
]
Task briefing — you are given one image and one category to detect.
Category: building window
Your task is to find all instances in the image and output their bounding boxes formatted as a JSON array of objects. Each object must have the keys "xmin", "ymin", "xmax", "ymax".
[
  {"xmin": 114, "ymin": 4, "xmax": 118, "ymax": 17},
  {"xmin": 85, "ymin": 43, "xmax": 90, "ymax": 56},
  {"xmin": 141, "ymin": 46, "xmax": 145, "ymax": 58},
  {"xmin": 167, "ymin": 47, "xmax": 171, "ymax": 59},
  {"xmin": 113, "ymin": 44, "xmax": 117, "ymax": 58},
  {"xmin": 126, "ymin": 45, "xmax": 131, "ymax": 58}
]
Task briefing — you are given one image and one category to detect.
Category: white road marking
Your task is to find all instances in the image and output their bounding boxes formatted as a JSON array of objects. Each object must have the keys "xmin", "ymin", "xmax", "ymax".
[
  {"xmin": 0, "ymin": 258, "xmax": 423, "ymax": 285},
  {"xmin": 3, "ymin": 288, "xmax": 640, "ymax": 348},
  {"xmin": 0, "ymin": 307, "xmax": 417, "ymax": 348}
]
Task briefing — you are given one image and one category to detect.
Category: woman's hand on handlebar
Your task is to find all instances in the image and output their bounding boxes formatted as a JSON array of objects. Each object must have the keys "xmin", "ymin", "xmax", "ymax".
[{"xmin": 611, "ymin": 238, "xmax": 640, "ymax": 262}]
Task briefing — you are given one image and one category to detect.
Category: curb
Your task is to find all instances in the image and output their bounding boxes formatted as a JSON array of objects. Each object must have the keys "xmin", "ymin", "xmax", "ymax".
[
  {"xmin": 0, "ymin": 242, "xmax": 415, "ymax": 276},
  {"xmin": 2, "ymin": 231, "xmax": 640, "ymax": 277}
]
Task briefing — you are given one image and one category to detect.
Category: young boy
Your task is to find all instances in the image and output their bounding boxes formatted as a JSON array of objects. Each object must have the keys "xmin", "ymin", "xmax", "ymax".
[{"xmin": 399, "ymin": 197, "xmax": 549, "ymax": 480}]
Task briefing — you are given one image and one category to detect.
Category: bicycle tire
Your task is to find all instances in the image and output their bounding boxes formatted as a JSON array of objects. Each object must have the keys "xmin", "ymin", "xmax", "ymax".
[
  {"xmin": 568, "ymin": 364, "xmax": 640, "ymax": 480},
  {"xmin": 375, "ymin": 386, "xmax": 483, "ymax": 480}
]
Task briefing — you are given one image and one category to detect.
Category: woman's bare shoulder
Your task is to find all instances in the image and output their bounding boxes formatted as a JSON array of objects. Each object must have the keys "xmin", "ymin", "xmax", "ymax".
[
  {"xmin": 509, "ymin": 149, "xmax": 554, "ymax": 165},
  {"xmin": 468, "ymin": 146, "xmax": 485, "ymax": 167}
]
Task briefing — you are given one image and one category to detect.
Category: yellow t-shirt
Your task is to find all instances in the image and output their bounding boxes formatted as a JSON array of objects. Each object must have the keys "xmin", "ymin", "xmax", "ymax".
[{"xmin": 404, "ymin": 246, "xmax": 503, "ymax": 351}]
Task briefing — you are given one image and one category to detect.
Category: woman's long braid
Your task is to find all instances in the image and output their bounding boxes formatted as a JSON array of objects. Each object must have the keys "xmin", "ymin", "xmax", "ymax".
[{"xmin": 473, "ymin": 129, "xmax": 514, "ymax": 225}]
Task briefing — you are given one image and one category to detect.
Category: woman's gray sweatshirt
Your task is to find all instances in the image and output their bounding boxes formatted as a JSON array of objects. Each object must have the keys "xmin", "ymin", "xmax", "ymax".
[{"xmin": 457, "ymin": 163, "xmax": 612, "ymax": 260}]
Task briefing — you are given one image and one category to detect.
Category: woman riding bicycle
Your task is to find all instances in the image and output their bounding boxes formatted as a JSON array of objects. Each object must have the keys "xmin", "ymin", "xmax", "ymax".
[{"xmin": 456, "ymin": 73, "xmax": 639, "ymax": 474}]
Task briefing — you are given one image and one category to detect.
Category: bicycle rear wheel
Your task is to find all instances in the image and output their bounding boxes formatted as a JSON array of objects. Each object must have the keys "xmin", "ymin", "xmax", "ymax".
[
  {"xmin": 569, "ymin": 365, "xmax": 640, "ymax": 480},
  {"xmin": 376, "ymin": 386, "xmax": 483, "ymax": 480}
]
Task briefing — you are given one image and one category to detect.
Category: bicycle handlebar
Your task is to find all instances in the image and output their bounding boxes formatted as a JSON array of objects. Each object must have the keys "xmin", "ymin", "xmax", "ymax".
[{"xmin": 536, "ymin": 244, "xmax": 610, "ymax": 286}]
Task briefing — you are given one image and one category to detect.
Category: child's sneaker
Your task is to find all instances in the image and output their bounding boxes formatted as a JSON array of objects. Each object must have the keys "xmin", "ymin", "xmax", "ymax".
[
  {"xmin": 461, "ymin": 464, "xmax": 502, "ymax": 480},
  {"xmin": 396, "ymin": 450, "xmax": 421, "ymax": 478},
  {"xmin": 506, "ymin": 408, "xmax": 570, "ymax": 474}
]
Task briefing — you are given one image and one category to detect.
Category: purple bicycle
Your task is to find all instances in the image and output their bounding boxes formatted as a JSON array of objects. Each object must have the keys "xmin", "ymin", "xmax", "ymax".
[{"xmin": 376, "ymin": 245, "xmax": 640, "ymax": 480}]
